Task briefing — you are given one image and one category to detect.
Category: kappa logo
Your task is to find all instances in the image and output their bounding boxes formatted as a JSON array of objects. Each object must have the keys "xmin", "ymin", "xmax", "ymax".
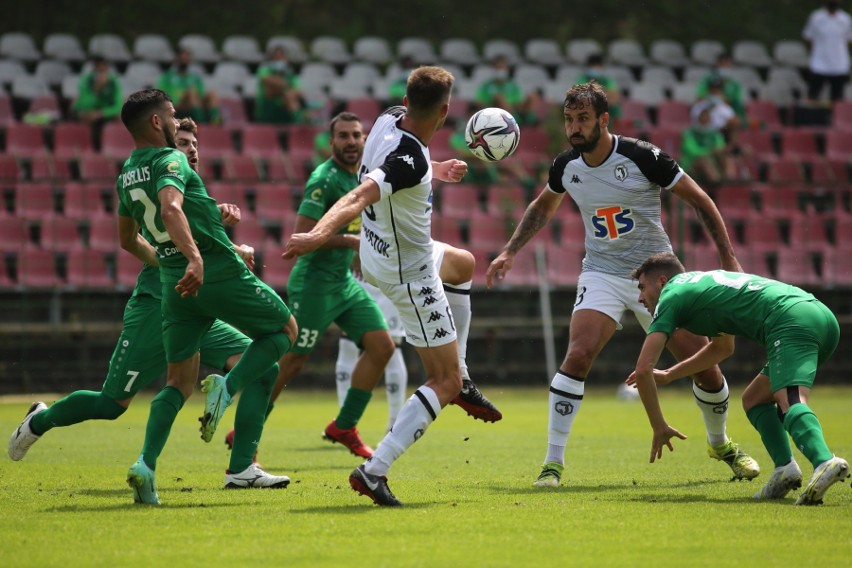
[
  {"xmin": 432, "ymin": 328, "xmax": 449, "ymax": 340},
  {"xmin": 614, "ymin": 164, "xmax": 628, "ymax": 181},
  {"xmin": 427, "ymin": 311, "xmax": 444, "ymax": 322},
  {"xmin": 570, "ymin": 174, "xmax": 581, "ymax": 183},
  {"xmin": 400, "ymin": 154, "xmax": 415, "ymax": 168},
  {"xmin": 419, "ymin": 287, "xmax": 435, "ymax": 295},
  {"xmin": 422, "ymin": 296, "xmax": 438, "ymax": 306},
  {"xmin": 651, "ymin": 146, "xmax": 661, "ymax": 160},
  {"xmin": 555, "ymin": 401, "xmax": 574, "ymax": 416}
]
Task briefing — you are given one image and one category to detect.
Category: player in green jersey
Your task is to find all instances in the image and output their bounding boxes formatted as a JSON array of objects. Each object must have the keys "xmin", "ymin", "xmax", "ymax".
[
  {"xmin": 630, "ymin": 252, "xmax": 850, "ymax": 505},
  {"xmin": 8, "ymin": 117, "xmax": 290, "ymax": 498},
  {"xmin": 117, "ymin": 90, "xmax": 296, "ymax": 503}
]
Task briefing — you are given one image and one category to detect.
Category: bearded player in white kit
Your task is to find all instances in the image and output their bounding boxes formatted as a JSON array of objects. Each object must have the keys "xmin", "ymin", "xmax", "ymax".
[{"xmin": 284, "ymin": 66, "xmax": 497, "ymax": 506}]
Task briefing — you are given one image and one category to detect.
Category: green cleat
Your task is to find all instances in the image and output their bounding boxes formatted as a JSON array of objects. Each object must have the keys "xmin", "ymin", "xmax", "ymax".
[
  {"xmin": 199, "ymin": 374, "xmax": 232, "ymax": 443},
  {"xmin": 708, "ymin": 438, "xmax": 760, "ymax": 481},
  {"xmin": 127, "ymin": 456, "xmax": 160, "ymax": 505},
  {"xmin": 533, "ymin": 462, "xmax": 564, "ymax": 488},
  {"xmin": 795, "ymin": 456, "xmax": 850, "ymax": 506}
]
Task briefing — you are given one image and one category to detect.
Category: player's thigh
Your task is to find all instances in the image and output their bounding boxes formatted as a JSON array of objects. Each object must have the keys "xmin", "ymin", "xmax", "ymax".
[
  {"xmin": 286, "ymin": 289, "xmax": 340, "ymax": 354},
  {"xmin": 373, "ymin": 273, "xmax": 456, "ymax": 349},
  {"xmin": 199, "ymin": 320, "xmax": 251, "ymax": 370},
  {"xmin": 435, "ymin": 241, "xmax": 474, "ymax": 284},
  {"xmin": 572, "ymin": 271, "xmax": 636, "ymax": 331},
  {"xmin": 336, "ymin": 282, "xmax": 389, "ymax": 347},
  {"xmin": 361, "ymin": 278, "xmax": 405, "ymax": 338},
  {"xmin": 199, "ymin": 270, "xmax": 292, "ymax": 338},
  {"xmin": 101, "ymin": 296, "xmax": 167, "ymax": 399},
  {"xmin": 161, "ymin": 285, "xmax": 215, "ymax": 363}
]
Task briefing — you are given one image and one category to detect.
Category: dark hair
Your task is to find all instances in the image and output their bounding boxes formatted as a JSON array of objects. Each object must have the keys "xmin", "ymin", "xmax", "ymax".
[
  {"xmin": 630, "ymin": 252, "xmax": 686, "ymax": 280},
  {"xmin": 564, "ymin": 81, "xmax": 609, "ymax": 117},
  {"xmin": 121, "ymin": 89, "xmax": 172, "ymax": 132},
  {"xmin": 177, "ymin": 117, "xmax": 198, "ymax": 135},
  {"xmin": 329, "ymin": 111, "xmax": 361, "ymax": 136},
  {"xmin": 406, "ymin": 66, "xmax": 454, "ymax": 117}
]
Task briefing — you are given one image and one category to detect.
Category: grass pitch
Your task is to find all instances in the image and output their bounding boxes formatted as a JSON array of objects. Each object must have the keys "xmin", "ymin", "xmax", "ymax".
[{"xmin": 1, "ymin": 386, "xmax": 851, "ymax": 567}]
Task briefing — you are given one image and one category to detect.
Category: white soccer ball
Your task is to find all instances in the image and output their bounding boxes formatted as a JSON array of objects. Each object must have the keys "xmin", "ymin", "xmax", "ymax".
[
  {"xmin": 616, "ymin": 382, "xmax": 641, "ymax": 401},
  {"xmin": 464, "ymin": 107, "xmax": 521, "ymax": 162}
]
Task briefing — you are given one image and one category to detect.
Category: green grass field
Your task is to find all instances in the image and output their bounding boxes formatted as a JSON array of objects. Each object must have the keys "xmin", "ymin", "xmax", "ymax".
[{"xmin": 1, "ymin": 386, "xmax": 851, "ymax": 567}]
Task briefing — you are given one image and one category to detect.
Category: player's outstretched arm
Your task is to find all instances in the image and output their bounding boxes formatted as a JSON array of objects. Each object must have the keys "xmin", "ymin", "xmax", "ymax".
[
  {"xmin": 432, "ymin": 159, "xmax": 468, "ymax": 183},
  {"xmin": 159, "ymin": 186, "xmax": 203, "ymax": 297},
  {"xmin": 671, "ymin": 174, "xmax": 741, "ymax": 272},
  {"xmin": 283, "ymin": 179, "xmax": 379, "ymax": 259},
  {"xmin": 118, "ymin": 215, "xmax": 159, "ymax": 267}
]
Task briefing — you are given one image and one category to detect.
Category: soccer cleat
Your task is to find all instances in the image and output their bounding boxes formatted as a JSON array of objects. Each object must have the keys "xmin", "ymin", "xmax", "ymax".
[
  {"xmin": 127, "ymin": 456, "xmax": 160, "ymax": 505},
  {"xmin": 323, "ymin": 420, "xmax": 374, "ymax": 458},
  {"xmin": 224, "ymin": 463, "xmax": 290, "ymax": 489},
  {"xmin": 707, "ymin": 438, "xmax": 760, "ymax": 480},
  {"xmin": 224, "ymin": 428, "xmax": 235, "ymax": 450},
  {"xmin": 450, "ymin": 379, "xmax": 503, "ymax": 423},
  {"xmin": 533, "ymin": 462, "xmax": 564, "ymax": 488},
  {"xmin": 349, "ymin": 463, "xmax": 402, "ymax": 506},
  {"xmin": 795, "ymin": 456, "xmax": 850, "ymax": 506},
  {"xmin": 8, "ymin": 401, "xmax": 47, "ymax": 461},
  {"xmin": 199, "ymin": 374, "xmax": 232, "ymax": 443},
  {"xmin": 753, "ymin": 459, "xmax": 803, "ymax": 500}
]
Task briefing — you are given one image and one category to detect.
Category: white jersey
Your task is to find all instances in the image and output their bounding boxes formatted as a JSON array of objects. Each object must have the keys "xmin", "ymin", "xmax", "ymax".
[
  {"xmin": 547, "ymin": 135, "xmax": 683, "ymax": 278},
  {"xmin": 359, "ymin": 106, "xmax": 435, "ymax": 285}
]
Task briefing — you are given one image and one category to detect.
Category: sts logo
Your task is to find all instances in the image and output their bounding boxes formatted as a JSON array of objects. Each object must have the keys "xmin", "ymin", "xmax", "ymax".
[{"xmin": 591, "ymin": 206, "xmax": 634, "ymax": 239}]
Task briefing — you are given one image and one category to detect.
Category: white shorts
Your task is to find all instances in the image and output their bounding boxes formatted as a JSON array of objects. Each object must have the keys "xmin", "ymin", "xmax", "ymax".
[
  {"xmin": 366, "ymin": 269, "xmax": 457, "ymax": 349},
  {"xmin": 358, "ymin": 278, "xmax": 405, "ymax": 339},
  {"xmin": 572, "ymin": 271, "xmax": 652, "ymax": 331}
]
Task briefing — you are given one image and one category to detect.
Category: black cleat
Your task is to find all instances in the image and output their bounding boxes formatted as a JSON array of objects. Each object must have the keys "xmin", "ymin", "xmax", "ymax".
[
  {"xmin": 450, "ymin": 379, "xmax": 502, "ymax": 422},
  {"xmin": 349, "ymin": 464, "xmax": 402, "ymax": 507}
]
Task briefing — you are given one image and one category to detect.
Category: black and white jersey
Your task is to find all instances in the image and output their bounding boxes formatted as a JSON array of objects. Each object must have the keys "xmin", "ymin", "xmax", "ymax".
[
  {"xmin": 359, "ymin": 106, "xmax": 435, "ymax": 284},
  {"xmin": 547, "ymin": 135, "xmax": 684, "ymax": 278}
]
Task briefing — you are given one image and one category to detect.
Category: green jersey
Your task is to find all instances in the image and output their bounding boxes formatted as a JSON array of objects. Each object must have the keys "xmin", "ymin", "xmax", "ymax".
[
  {"xmin": 648, "ymin": 270, "xmax": 817, "ymax": 345},
  {"xmin": 156, "ymin": 68, "xmax": 206, "ymax": 103},
  {"xmin": 116, "ymin": 147, "xmax": 242, "ymax": 283},
  {"xmin": 288, "ymin": 158, "xmax": 360, "ymax": 294},
  {"xmin": 131, "ymin": 263, "xmax": 162, "ymax": 300}
]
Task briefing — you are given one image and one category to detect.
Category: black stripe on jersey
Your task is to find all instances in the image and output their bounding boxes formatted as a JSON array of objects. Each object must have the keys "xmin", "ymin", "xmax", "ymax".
[
  {"xmin": 406, "ymin": 282, "xmax": 431, "ymax": 347},
  {"xmin": 379, "ymin": 137, "xmax": 429, "ymax": 192},
  {"xmin": 547, "ymin": 148, "xmax": 580, "ymax": 193},
  {"xmin": 388, "ymin": 197, "xmax": 405, "ymax": 283},
  {"xmin": 414, "ymin": 388, "xmax": 438, "ymax": 420},
  {"xmin": 615, "ymin": 136, "xmax": 681, "ymax": 188}
]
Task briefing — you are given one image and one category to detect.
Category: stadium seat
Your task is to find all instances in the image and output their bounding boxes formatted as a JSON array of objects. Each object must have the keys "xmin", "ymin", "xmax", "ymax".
[
  {"xmin": 545, "ymin": 241, "xmax": 583, "ymax": 287},
  {"xmin": 0, "ymin": 215, "xmax": 30, "ymax": 252},
  {"xmin": 100, "ymin": 122, "xmax": 134, "ymax": 160},
  {"xmin": 86, "ymin": 212, "xmax": 119, "ymax": 252},
  {"xmin": 345, "ymin": 98, "xmax": 381, "ymax": 124},
  {"xmin": 298, "ymin": 62, "xmax": 338, "ymax": 98},
  {"xmin": 196, "ymin": 124, "xmax": 236, "ymax": 159},
  {"xmin": 714, "ymin": 184, "xmax": 756, "ymax": 219},
  {"xmin": 788, "ymin": 215, "xmax": 830, "ymax": 250},
  {"xmin": 0, "ymin": 93, "xmax": 16, "ymax": 127},
  {"xmin": 11, "ymin": 75, "xmax": 52, "ymax": 102},
  {"xmin": 266, "ymin": 36, "xmax": 309, "ymax": 64},
  {"xmin": 766, "ymin": 67, "xmax": 808, "ymax": 97},
  {"xmin": 123, "ymin": 61, "xmax": 162, "ymax": 89},
  {"xmin": 15, "ymin": 182, "xmax": 57, "ymax": 219},
  {"xmin": 432, "ymin": 216, "xmax": 464, "ymax": 244},
  {"xmin": 240, "ymin": 124, "xmax": 282, "ymax": 160},
  {"xmin": 219, "ymin": 96, "xmax": 249, "ymax": 127},
  {"xmin": 690, "ymin": 40, "xmax": 725, "ymax": 66},
  {"xmin": 88, "ymin": 33, "xmax": 132, "ymax": 64},
  {"xmin": 437, "ymin": 38, "xmax": 479, "ymax": 67},
  {"xmin": 43, "ymin": 33, "xmax": 87, "ymax": 63},
  {"xmin": 670, "ymin": 82, "xmax": 699, "ymax": 104},
  {"xmin": 649, "ymin": 39, "xmax": 690, "ymax": 67},
  {"xmin": 335, "ymin": 61, "xmax": 382, "ymax": 90},
  {"xmin": 831, "ymin": 100, "xmax": 852, "ymax": 130},
  {"xmin": 63, "ymin": 182, "xmax": 111, "ymax": 219},
  {"xmin": 132, "ymin": 34, "xmax": 174, "ymax": 64},
  {"xmin": 284, "ymin": 123, "xmax": 322, "ymax": 166},
  {"xmin": 727, "ymin": 66, "xmax": 765, "ymax": 97},
  {"xmin": 825, "ymin": 131, "xmax": 852, "ymax": 161},
  {"xmin": 15, "ymin": 246, "xmax": 60, "ymax": 288},
  {"xmin": 468, "ymin": 211, "xmax": 512, "ymax": 250},
  {"xmin": 30, "ymin": 154, "xmax": 72, "ymax": 182},
  {"xmin": 524, "ymin": 38, "xmax": 564, "ymax": 67},
  {"xmin": 0, "ymin": 59, "xmax": 27, "ymax": 92},
  {"xmin": 436, "ymin": 183, "xmax": 481, "ymax": 219},
  {"xmin": 427, "ymin": 127, "xmax": 454, "ymax": 163},
  {"xmin": 566, "ymin": 39, "xmax": 603, "ymax": 64},
  {"xmin": 607, "ymin": 39, "xmax": 649, "ymax": 67},
  {"xmin": 115, "ymin": 250, "xmax": 143, "ymax": 288},
  {"xmin": 482, "ymin": 39, "xmax": 522, "ymax": 65},
  {"xmin": 53, "ymin": 122, "xmax": 93, "ymax": 159},
  {"xmin": 310, "ymin": 36, "xmax": 351, "ymax": 65},
  {"xmin": 42, "ymin": 217, "xmax": 82, "ymax": 251},
  {"xmin": 641, "ymin": 66, "xmax": 679, "ymax": 90},
  {"xmin": 353, "ymin": 37, "xmax": 393, "ymax": 66},
  {"xmin": 779, "ymin": 128, "xmax": 819, "ymax": 161},
  {"xmin": 619, "ymin": 99, "xmax": 651, "ymax": 131},
  {"xmin": 775, "ymin": 248, "xmax": 821, "ymax": 286},
  {"xmin": 66, "ymin": 248, "xmax": 113, "ymax": 289},
  {"xmin": 178, "ymin": 34, "xmax": 221, "ymax": 64},
  {"xmin": 501, "ymin": 247, "xmax": 540, "ymax": 287},
  {"xmin": 739, "ymin": 129, "xmax": 777, "ymax": 163},
  {"xmin": 210, "ymin": 61, "xmax": 252, "ymax": 93},
  {"xmin": 627, "ymin": 82, "xmax": 667, "ymax": 107},
  {"xmin": 485, "ymin": 185, "xmax": 527, "ymax": 217},
  {"xmin": 645, "ymin": 127, "xmax": 682, "ymax": 160},
  {"xmin": 221, "ymin": 155, "xmax": 261, "ymax": 182},
  {"xmin": 222, "ymin": 35, "xmax": 264, "ymax": 65},
  {"xmin": 655, "ymin": 100, "xmax": 691, "ymax": 129},
  {"xmin": 758, "ymin": 81, "xmax": 796, "ymax": 106},
  {"xmin": 732, "ymin": 40, "xmax": 773, "ymax": 68},
  {"xmin": 259, "ymin": 243, "xmax": 293, "ymax": 289},
  {"xmin": 232, "ymin": 216, "xmax": 278, "ymax": 248},
  {"xmin": 396, "ymin": 37, "xmax": 437, "ymax": 64},
  {"xmin": 514, "ymin": 64, "xmax": 550, "ymax": 95},
  {"xmin": 745, "ymin": 100, "xmax": 783, "ymax": 131},
  {"xmin": 755, "ymin": 183, "xmax": 803, "ymax": 218},
  {"xmin": 514, "ymin": 125, "xmax": 551, "ymax": 165},
  {"xmin": 0, "ymin": 32, "xmax": 40, "ymax": 63},
  {"xmin": 79, "ymin": 153, "xmax": 119, "ymax": 182},
  {"xmin": 34, "ymin": 59, "xmax": 73, "ymax": 89},
  {"xmin": 742, "ymin": 216, "xmax": 782, "ymax": 252},
  {"xmin": 773, "ymin": 40, "xmax": 809, "ymax": 68},
  {"xmin": 766, "ymin": 159, "xmax": 805, "ymax": 183},
  {"xmin": 254, "ymin": 183, "xmax": 296, "ymax": 224},
  {"xmin": 809, "ymin": 159, "xmax": 848, "ymax": 183},
  {"xmin": 0, "ymin": 153, "xmax": 21, "ymax": 183}
]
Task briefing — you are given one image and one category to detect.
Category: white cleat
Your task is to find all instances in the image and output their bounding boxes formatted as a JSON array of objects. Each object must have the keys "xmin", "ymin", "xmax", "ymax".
[
  {"xmin": 8, "ymin": 402, "xmax": 47, "ymax": 461},
  {"xmin": 753, "ymin": 459, "xmax": 802, "ymax": 500},
  {"xmin": 225, "ymin": 463, "xmax": 290, "ymax": 489},
  {"xmin": 795, "ymin": 456, "xmax": 850, "ymax": 506}
]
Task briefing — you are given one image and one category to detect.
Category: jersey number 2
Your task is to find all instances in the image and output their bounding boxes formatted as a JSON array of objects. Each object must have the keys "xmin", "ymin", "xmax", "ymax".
[{"xmin": 129, "ymin": 188, "xmax": 171, "ymax": 243}]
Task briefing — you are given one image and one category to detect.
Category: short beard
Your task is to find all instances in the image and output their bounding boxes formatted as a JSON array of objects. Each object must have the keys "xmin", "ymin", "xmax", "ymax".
[{"xmin": 571, "ymin": 122, "xmax": 601, "ymax": 153}]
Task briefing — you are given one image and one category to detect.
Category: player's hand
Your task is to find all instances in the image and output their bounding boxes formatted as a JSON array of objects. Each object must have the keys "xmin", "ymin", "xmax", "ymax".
[
  {"xmin": 282, "ymin": 232, "xmax": 324, "ymax": 259},
  {"xmin": 627, "ymin": 368, "xmax": 673, "ymax": 386},
  {"xmin": 649, "ymin": 425, "xmax": 687, "ymax": 463},
  {"xmin": 485, "ymin": 251, "xmax": 514, "ymax": 288},
  {"xmin": 218, "ymin": 203, "xmax": 241, "ymax": 226},
  {"xmin": 234, "ymin": 243, "xmax": 255, "ymax": 271},
  {"xmin": 175, "ymin": 259, "xmax": 203, "ymax": 298},
  {"xmin": 434, "ymin": 159, "xmax": 468, "ymax": 183}
]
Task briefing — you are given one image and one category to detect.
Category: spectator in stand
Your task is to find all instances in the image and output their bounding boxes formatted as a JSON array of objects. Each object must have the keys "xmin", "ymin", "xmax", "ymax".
[
  {"xmin": 576, "ymin": 54, "xmax": 622, "ymax": 124},
  {"xmin": 696, "ymin": 53, "xmax": 746, "ymax": 122},
  {"xmin": 803, "ymin": 0, "xmax": 852, "ymax": 103},
  {"xmin": 475, "ymin": 55, "xmax": 539, "ymax": 125},
  {"xmin": 387, "ymin": 55, "xmax": 417, "ymax": 105},
  {"xmin": 254, "ymin": 46, "xmax": 305, "ymax": 124},
  {"xmin": 73, "ymin": 56, "xmax": 123, "ymax": 127},
  {"xmin": 692, "ymin": 77, "xmax": 741, "ymax": 143},
  {"xmin": 157, "ymin": 48, "xmax": 221, "ymax": 124},
  {"xmin": 680, "ymin": 106, "xmax": 728, "ymax": 185}
]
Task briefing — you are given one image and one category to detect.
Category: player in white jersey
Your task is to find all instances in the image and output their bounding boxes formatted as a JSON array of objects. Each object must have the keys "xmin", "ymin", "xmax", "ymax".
[
  {"xmin": 284, "ymin": 66, "xmax": 499, "ymax": 506},
  {"xmin": 486, "ymin": 81, "xmax": 760, "ymax": 487}
]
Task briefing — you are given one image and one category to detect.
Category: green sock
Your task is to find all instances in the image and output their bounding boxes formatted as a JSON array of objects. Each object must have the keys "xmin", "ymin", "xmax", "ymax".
[
  {"xmin": 229, "ymin": 365, "xmax": 276, "ymax": 473},
  {"xmin": 225, "ymin": 333, "xmax": 292, "ymax": 396},
  {"xmin": 784, "ymin": 403, "xmax": 834, "ymax": 467},
  {"xmin": 141, "ymin": 386, "xmax": 185, "ymax": 471},
  {"xmin": 746, "ymin": 403, "xmax": 793, "ymax": 468},
  {"xmin": 30, "ymin": 391, "xmax": 125, "ymax": 436},
  {"xmin": 335, "ymin": 388, "xmax": 373, "ymax": 430}
]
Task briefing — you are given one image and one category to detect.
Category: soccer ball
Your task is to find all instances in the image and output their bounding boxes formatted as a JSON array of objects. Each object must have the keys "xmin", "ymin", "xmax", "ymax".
[{"xmin": 464, "ymin": 107, "xmax": 521, "ymax": 162}]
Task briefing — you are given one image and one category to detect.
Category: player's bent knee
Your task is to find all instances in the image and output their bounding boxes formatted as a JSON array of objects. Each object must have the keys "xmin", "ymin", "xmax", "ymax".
[{"xmin": 96, "ymin": 394, "xmax": 127, "ymax": 420}]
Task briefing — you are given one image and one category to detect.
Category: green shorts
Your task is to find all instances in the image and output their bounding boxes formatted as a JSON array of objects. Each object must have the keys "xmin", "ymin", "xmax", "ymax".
[
  {"xmin": 288, "ymin": 278, "xmax": 387, "ymax": 355},
  {"xmin": 761, "ymin": 300, "xmax": 840, "ymax": 392},
  {"xmin": 101, "ymin": 295, "xmax": 252, "ymax": 399},
  {"xmin": 162, "ymin": 267, "xmax": 291, "ymax": 362}
]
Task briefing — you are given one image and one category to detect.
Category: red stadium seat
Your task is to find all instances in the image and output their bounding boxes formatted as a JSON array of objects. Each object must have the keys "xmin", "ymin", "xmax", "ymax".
[
  {"xmin": 745, "ymin": 100, "xmax": 782, "ymax": 131},
  {"xmin": 825, "ymin": 131, "xmax": 852, "ymax": 162},
  {"xmin": 500, "ymin": 247, "xmax": 539, "ymax": 287},
  {"xmin": 240, "ymin": 124, "xmax": 282, "ymax": 159},
  {"xmin": 196, "ymin": 124, "xmax": 237, "ymax": 159},
  {"xmin": 429, "ymin": 127, "xmax": 454, "ymax": 162},
  {"xmin": 0, "ymin": 215, "xmax": 31, "ymax": 252},
  {"xmin": 15, "ymin": 182, "xmax": 57, "ymax": 219},
  {"xmin": 765, "ymin": 159, "xmax": 805, "ymax": 183},
  {"xmin": 345, "ymin": 98, "xmax": 381, "ymax": 126},
  {"xmin": 29, "ymin": 154, "xmax": 73, "ymax": 182},
  {"xmin": 79, "ymin": 152, "xmax": 120, "ymax": 182},
  {"xmin": 221, "ymin": 155, "xmax": 261, "ymax": 182},
  {"xmin": 831, "ymin": 100, "xmax": 852, "ymax": 131},
  {"xmin": 0, "ymin": 94, "xmax": 15, "ymax": 128},
  {"xmin": 116, "ymin": 251, "xmax": 144, "ymax": 289},
  {"xmin": 741, "ymin": 216, "xmax": 782, "ymax": 252},
  {"xmin": 63, "ymin": 182, "xmax": 112, "ymax": 219},
  {"xmin": 219, "ymin": 96, "xmax": 249, "ymax": 127},
  {"xmin": 514, "ymin": 125, "xmax": 551, "ymax": 165},
  {"xmin": 65, "ymin": 248, "xmax": 113, "ymax": 289},
  {"xmin": 16, "ymin": 246, "xmax": 60, "ymax": 288},
  {"xmin": 231, "ymin": 216, "xmax": 279, "ymax": 248},
  {"xmin": 254, "ymin": 183, "xmax": 297, "ymax": 224},
  {"xmin": 6, "ymin": 124, "xmax": 47, "ymax": 158},
  {"xmin": 655, "ymin": 100, "xmax": 691, "ymax": 129},
  {"xmin": 41, "ymin": 217, "xmax": 83, "ymax": 251},
  {"xmin": 436, "ymin": 183, "xmax": 481, "ymax": 220},
  {"xmin": 485, "ymin": 184, "xmax": 527, "ymax": 216},
  {"xmin": 259, "ymin": 243, "xmax": 293, "ymax": 290},
  {"xmin": 100, "ymin": 121, "xmax": 134, "ymax": 159},
  {"xmin": 53, "ymin": 122, "xmax": 93, "ymax": 159},
  {"xmin": 713, "ymin": 184, "xmax": 756, "ymax": 219},
  {"xmin": 808, "ymin": 159, "xmax": 848, "ymax": 183},
  {"xmin": 86, "ymin": 212, "xmax": 120, "ymax": 252},
  {"xmin": 0, "ymin": 153, "xmax": 21, "ymax": 183},
  {"xmin": 822, "ymin": 247, "xmax": 852, "ymax": 285},
  {"xmin": 775, "ymin": 248, "xmax": 821, "ymax": 286},
  {"xmin": 620, "ymin": 99, "xmax": 651, "ymax": 131},
  {"xmin": 788, "ymin": 215, "xmax": 830, "ymax": 250},
  {"xmin": 645, "ymin": 127, "xmax": 681, "ymax": 160},
  {"xmin": 754, "ymin": 183, "xmax": 803, "ymax": 219},
  {"xmin": 780, "ymin": 128, "xmax": 819, "ymax": 161},
  {"xmin": 468, "ymin": 210, "xmax": 511, "ymax": 249},
  {"xmin": 545, "ymin": 241, "xmax": 583, "ymax": 287}
]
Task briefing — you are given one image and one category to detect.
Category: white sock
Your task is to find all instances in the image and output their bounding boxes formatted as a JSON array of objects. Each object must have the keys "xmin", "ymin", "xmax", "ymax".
[
  {"xmin": 366, "ymin": 386, "xmax": 440, "ymax": 476},
  {"xmin": 335, "ymin": 338, "xmax": 360, "ymax": 407},
  {"xmin": 545, "ymin": 372, "xmax": 585, "ymax": 465},
  {"xmin": 384, "ymin": 347, "xmax": 408, "ymax": 431},
  {"xmin": 445, "ymin": 281, "xmax": 472, "ymax": 380},
  {"xmin": 693, "ymin": 378, "xmax": 729, "ymax": 447}
]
